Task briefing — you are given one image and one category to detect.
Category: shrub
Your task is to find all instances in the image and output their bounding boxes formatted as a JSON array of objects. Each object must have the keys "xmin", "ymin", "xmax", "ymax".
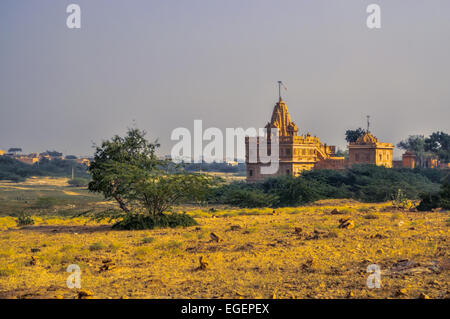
[
  {"xmin": 416, "ymin": 193, "xmax": 441, "ymax": 211},
  {"xmin": 363, "ymin": 212, "xmax": 379, "ymax": 219},
  {"xmin": 16, "ymin": 213, "xmax": 34, "ymax": 226},
  {"xmin": 222, "ymin": 188, "xmax": 278, "ymax": 208},
  {"xmin": 112, "ymin": 212, "xmax": 198, "ymax": 230},
  {"xmin": 88, "ymin": 242, "xmax": 105, "ymax": 251},
  {"xmin": 142, "ymin": 237, "xmax": 155, "ymax": 244},
  {"xmin": 391, "ymin": 189, "xmax": 414, "ymax": 210},
  {"xmin": 210, "ymin": 165, "xmax": 444, "ymax": 207}
]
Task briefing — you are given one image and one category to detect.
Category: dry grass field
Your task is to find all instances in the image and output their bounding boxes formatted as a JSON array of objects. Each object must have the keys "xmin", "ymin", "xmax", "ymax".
[{"xmin": 0, "ymin": 178, "xmax": 448, "ymax": 299}]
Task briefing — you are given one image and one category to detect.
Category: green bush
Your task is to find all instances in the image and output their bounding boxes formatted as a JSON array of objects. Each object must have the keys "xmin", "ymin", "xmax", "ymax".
[
  {"xmin": 210, "ymin": 165, "xmax": 443, "ymax": 207},
  {"xmin": 89, "ymin": 242, "xmax": 106, "ymax": 251},
  {"xmin": 416, "ymin": 173, "xmax": 450, "ymax": 211},
  {"xmin": 16, "ymin": 213, "xmax": 35, "ymax": 226},
  {"xmin": 142, "ymin": 237, "xmax": 155, "ymax": 244},
  {"xmin": 0, "ymin": 156, "xmax": 89, "ymax": 182},
  {"xmin": 440, "ymin": 174, "xmax": 450, "ymax": 209},
  {"xmin": 416, "ymin": 193, "xmax": 441, "ymax": 211},
  {"xmin": 68, "ymin": 177, "xmax": 89, "ymax": 187},
  {"xmin": 113, "ymin": 213, "xmax": 198, "ymax": 230}
]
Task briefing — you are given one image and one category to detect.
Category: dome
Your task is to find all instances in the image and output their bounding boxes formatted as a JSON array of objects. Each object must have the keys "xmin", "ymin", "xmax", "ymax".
[{"xmin": 355, "ymin": 132, "xmax": 378, "ymax": 144}]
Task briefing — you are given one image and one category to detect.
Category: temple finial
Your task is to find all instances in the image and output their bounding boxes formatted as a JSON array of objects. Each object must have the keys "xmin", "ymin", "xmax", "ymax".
[{"xmin": 277, "ymin": 81, "xmax": 287, "ymax": 101}]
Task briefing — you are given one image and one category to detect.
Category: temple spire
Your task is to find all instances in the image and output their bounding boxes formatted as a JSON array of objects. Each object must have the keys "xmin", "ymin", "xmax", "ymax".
[{"xmin": 366, "ymin": 115, "xmax": 371, "ymax": 133}]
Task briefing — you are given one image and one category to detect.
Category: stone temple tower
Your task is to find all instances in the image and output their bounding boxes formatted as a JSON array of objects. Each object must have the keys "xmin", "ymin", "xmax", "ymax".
[{"xmin": 245, "ymin": 96, "xmax": 340, "ymax": 182}]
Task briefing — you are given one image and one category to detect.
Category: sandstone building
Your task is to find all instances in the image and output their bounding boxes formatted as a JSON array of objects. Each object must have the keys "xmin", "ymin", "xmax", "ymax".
[
  {"xmin": 245, "ymin": 98, "xmax": 345, "ymax": 181},
  {"xmin": 347, "ymin": 132, "xmax": 394, "ymax": 168},
  {"xmin": 245, "ymin": 96, "xmax": 394, "ymax": 182}
]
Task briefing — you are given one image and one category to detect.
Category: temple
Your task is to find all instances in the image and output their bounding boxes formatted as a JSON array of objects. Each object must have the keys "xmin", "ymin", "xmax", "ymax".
[{"xmin": 245, "ymin": 97, "xmax": 394, "ymax": 182}]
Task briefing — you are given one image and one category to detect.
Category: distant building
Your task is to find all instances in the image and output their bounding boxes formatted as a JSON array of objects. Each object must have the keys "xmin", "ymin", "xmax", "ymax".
[
  {"xmin": 244, "ymin": 91, "xmax": 399, "ymax": 181},
  {"xmin": 402, "ymin": 151, "xmax": 416, "ymax": 168},
  {"xmin": 15, "ymin": 154, "xmax": 39, "ymax": 165},
  {"xmin": 75, "ymin": 158, "xmax": 91, "ymax": 166},
  {"xmin": 347, "ymin": 132, "xmax": 394, "ymax": 168}
]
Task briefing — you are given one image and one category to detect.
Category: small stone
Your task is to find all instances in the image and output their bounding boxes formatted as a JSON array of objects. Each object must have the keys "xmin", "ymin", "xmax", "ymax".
[
  {"xmin": 29, "ymin": 256, "xmax": 38, "ymax": 266},
  {"xmin": 398, "ymin": 221, "xmax": 405, "ymax": 227},
  {"xmin": 30, "ymin": 248, "xmax": 41, "ymax": 253},
  {"xmin": 347, "ymin": 291, "xmax": 354, "ymax": 298},
  {"xmin": 197, "ymin": 256, "xmax": 208, "ymax": 270},
  {"xmin": 209, "ymin": 232, "xmax": 220, "ymax": 242},
  {"xmin": 419, "ymin": 293, "xmax": 430, "ymax": 299},
  {"xmin": 430, "ymin": 280, "xmax": 440, "ymax": 286},
  {"xmin": 398, "ymin": 288, "xmax": 407, "ymax": 296},
  {"xmin": 330, "ymin": 208, "xmax": 342, "ymax": 215},
  {"xmin": 77, "ymin": 290, "xmax": 94, "ymax": 299},
  {"xmin": 338, "ymin": 218, "xmax": 354, "ymax": 229}
]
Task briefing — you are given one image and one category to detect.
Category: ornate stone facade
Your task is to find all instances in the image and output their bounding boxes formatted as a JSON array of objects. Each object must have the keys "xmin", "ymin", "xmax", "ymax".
[
  {"xmin": 347, "ymin": 132, "xmax": 394, "ymax": 168},
  {"xmin": 245, "ymin": 98, "xmax": 344, "ymax": 181},
  {"xmin": 245, "ymin": 98, "xmax": 395, "ymax": 181}
]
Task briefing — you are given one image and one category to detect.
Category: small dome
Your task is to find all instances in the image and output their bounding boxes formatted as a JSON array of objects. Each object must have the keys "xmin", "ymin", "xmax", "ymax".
[{"xmin": 356, "ymin": 132, "xmax": 378, "ymax": 144}]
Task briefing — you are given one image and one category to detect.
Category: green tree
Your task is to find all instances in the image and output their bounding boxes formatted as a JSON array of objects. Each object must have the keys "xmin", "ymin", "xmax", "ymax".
[
  {"xmin": 8, "ymin": 147, "xmax": 22, "ymax": 155},
  {"xmin": 335, "ymin": 148, "xmax": 348, "ymax": 159},
  {"xmin": 439, "ymin": 173, "xmax": 450, "ymax": 209},
  {"xmin": 425, "ymin": 131, "xmax": 450, "ymax": 162},
  {"xmin": 397, "ymin": 135, "xmax": 430, "ymax": 167},
  {"xmin": 345, "ymin": 128, "xmax": 365, "ymax": 143},
  {"xmin": 88, "ymin": 128, "xmax": 216, "ymax": 219}
]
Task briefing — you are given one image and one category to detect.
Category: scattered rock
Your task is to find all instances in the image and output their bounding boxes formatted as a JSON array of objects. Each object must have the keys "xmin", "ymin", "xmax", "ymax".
[
  {"xmin": 419, "ymin": 293, "xmax": 430, "ymax": 299},
  {"xmin": 294, "ymin": 227, "xmax": 303, "ymax": 234},
  {"xmin": 397, "ymin": 221, "xmax": 405, "ymax": 227},
  {"xmin": 229, "ymin": 225, "xmax": 241, "ymax": 231},
  {"xmin": 330, "ymin": 208, "xmax": 343, "ymax": 215},
  {"xmin": 77, "ymin": 290, "xmax": 94, "ymax": 299},
  {"xmin": 388, "ymin": 259, "xmax": 440, "ymax": 276},
  {"xmin": 347, "ymin": 291, "xmax": 354, "ymax": 298},
  {"xmin": 209, "ymin": 232, "xmax": 220, "ymax": 242},
  {"xmin": 235, "ymin": 243, "xmax": 254, "ymax": 251},
  {"xmin": 194, "ymin": 227, "xmax": 202, "ymax": 231},
  {"xmin": 301, "ymin": 259, "xmax": 315, "ymax": 272},
  {"xmin": 197, "ymin": 256, "xmax": 208, "ymax": 270},
  {"xmin": 429, "ymin": 280, "xmax": 440, "ymax": 286},
  {"xmin": 99, "ymin": 259, "xmax": 115, "ymax": 272},
  {"xmin": 369, "ymin": 233, "xmax": 387, "ymax": 239},
  {"xmin": 29, "ymin": 256, "xmax": 38, "ymax": 266},
  {"xmin": 30, "ymin": 248, "xmax": 41, "ymax": 253},
  {"xmin": 338, "ymin": 218, "xmax": 354, "ymax": 229},
  {"xmin": 397, "ymin": 288, "xmax": 408, "ymax": 296}
]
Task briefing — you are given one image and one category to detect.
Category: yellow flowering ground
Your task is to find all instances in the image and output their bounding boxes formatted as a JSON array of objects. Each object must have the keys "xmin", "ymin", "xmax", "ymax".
[
  {"xmin": 0, "ymin": 201, "xmax": 448, "ymax": 299},
  {"xmin": 0, "ymin": 178, "xmax": 448, "ymax": 299}
]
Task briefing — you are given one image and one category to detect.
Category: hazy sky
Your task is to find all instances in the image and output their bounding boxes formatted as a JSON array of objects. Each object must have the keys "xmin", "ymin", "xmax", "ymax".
[{"xmin": 1, "ymin": 0, "xmax": 449, "ymax": 159}]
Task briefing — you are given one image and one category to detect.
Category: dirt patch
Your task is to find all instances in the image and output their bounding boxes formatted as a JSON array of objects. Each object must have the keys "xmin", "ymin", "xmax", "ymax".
[{"xmin": 13, "ymin": 224, "xmax": 112, "ymax": 234}]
